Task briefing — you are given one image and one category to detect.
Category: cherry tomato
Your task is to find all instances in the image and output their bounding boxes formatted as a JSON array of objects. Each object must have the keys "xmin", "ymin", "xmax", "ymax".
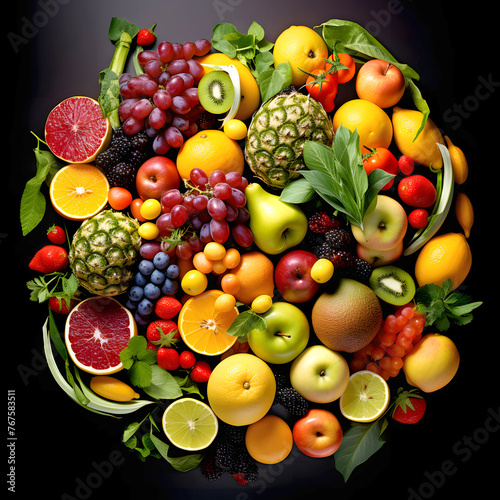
[
  {"xmin": 130, "ymin": 198, "xmax": 147, "ymax": 221},
  {"xmin": 108, "ymin": 187, "xmax": 133, "ymax": 210},
  {"xmin": 305, "ymin": 69, "xmax": 338, "ymax": 112},
  {"xmin": 326, "ymin": 52, "xmax": 356, "ymax": 84},
  {"xmin": 362, "ymin": 147, "xmax": 399, "ymax": 190}
]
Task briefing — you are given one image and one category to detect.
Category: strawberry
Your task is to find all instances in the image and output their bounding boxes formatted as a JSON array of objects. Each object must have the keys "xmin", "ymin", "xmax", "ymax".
[
  {"xmin": 308, "ymin": 212, "xmax": 340, "ymax": 234},
  {"xmin": 408, "ymin": 208, "xmax": 429, "ymax": 229},
  {"xmin": 137, "ymin": 24, "xmax": 157, "ymax": 46},
  {"xmin": 146, "ymin": 319, "xmax": 179, "ymax": 348},
  {"xmin": 29, "ymin": 245, "xmax": 69, "ymax": 273},
  {"xmin": 47, "ymin": 225, "xmax": 66, "ymax": 245},
  {"xmin": 48, "ymin": 296, "xmax": 78, "ymax": 315},
  {"xmin": 391, "ymin": 388, "xmax": 426, "ymax": 424},
  {"xmin": 397, "ymin": 174, "xmax": 437, "ymax": 208},
  {"xmin": 154, "ymin": 296, "xmax": 182, "ymax": 319},
  {"xmin": 398, "ymin": 154, "xmax": 414, "ymax": 175},
  {"xmin": 190, "ymin": 360, "xmax": 211, "ymax": 383},
  {"xmin": 179, "ymin": 350, "xmax": 196, "ymax": 369},
  {"xmin": 157, "ymin": 347, "xmax": 180, "ymax": 371}
]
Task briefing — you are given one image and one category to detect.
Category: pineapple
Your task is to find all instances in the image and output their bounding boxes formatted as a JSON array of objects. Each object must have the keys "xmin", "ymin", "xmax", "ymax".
[
  {"xmin": 244, "ymin": 90, "xmax": 334, "ymax": 189},
  {"xmin": 69, "ymin": 210, "xmax": 141, "ymax": 296}
]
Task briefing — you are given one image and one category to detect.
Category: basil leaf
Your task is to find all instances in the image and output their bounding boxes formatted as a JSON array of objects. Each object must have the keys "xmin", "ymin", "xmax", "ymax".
[{"xmin": 279, "ymin": 177, "xmax": 317, "ymax": 204}]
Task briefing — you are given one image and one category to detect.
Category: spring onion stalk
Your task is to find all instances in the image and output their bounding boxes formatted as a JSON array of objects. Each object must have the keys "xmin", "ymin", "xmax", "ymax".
[
  {"xmin": 403, "ymin": 143, "xmax": 454, "ymax": 256},
  {"xmin": 42, "ymin": 318, "xmax": 154, "ymax": 417}
]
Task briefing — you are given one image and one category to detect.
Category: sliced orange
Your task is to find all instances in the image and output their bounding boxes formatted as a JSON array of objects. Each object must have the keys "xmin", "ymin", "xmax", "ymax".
[
  {"xmin": 178, "ymin": 289, "xmax": 238, "ymax": 356},
  {"xmin": 49, "ymin": 163, "xmax": 109, "ymax": 220}
]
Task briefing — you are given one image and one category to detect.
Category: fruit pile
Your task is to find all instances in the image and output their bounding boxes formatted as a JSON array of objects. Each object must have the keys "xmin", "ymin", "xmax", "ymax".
[{"xmin": 22, "ymin": 16, "xmax": 482, "ymax": 490}]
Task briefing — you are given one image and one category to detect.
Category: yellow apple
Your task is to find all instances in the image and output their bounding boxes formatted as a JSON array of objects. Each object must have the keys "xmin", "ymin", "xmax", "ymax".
[
  {"xmin": 403, "ymin": 333, "xmax": 460, "ymax": 393},
  {"xmin": 356, "ymin": 241, "xmax": 403, "ymax": 267}
]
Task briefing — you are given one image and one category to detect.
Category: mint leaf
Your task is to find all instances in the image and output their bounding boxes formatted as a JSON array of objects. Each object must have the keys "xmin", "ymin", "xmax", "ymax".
[
  {"xmin": 334, "ymin": 418, "xmax": 387, "ymax": 482},
  {"xmin": 142, "ymin": 365, "xmax": 182, "ymax": 400},
  {"xmin": 129, "ymin": 360, "xmax": 153, "ymax": 388}
]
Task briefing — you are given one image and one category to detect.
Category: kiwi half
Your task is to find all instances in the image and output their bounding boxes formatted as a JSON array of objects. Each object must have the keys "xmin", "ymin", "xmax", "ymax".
[
  {"xmin": 198, "ymin": 70, "xmax": 235, "ymax": 114},
  {"xmin": 368, "ymin": 265, "xmax": 416, "ymax": 306}
]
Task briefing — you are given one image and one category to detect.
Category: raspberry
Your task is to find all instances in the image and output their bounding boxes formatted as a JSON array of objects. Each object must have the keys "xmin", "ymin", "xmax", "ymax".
[
  {"xmin": 330, "ymin": 250, "xmax": 355, "ymax": 268},
  {"xmin": 308, "ymin": 212, "xmax": 340, "ymax": 233}
]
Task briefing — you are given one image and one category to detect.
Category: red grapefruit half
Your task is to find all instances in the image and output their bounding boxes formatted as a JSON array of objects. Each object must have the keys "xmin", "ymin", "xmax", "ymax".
[
  {"xmin": 45, "ymin": 96, "xmax": 112, "ymax": 164},
  {"xmin": 65, "ymin": 297, "xmax": 137, "ymax": 375}
]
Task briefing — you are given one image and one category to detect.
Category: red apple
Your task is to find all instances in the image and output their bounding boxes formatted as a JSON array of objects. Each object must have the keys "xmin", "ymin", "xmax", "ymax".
[
  {"xmin": 136, "ymin": 156, "xmax": 180, "ymax": 200},
  {"xmin": 274, "ymin": 250, "xmax": 319, "ymax": 303},
  {"xmin": 356, "ymin": 59, "xmax": 405, "ymax": 108},
  {"xmin": 292, "ymin": 408, "xmax": 343, "ymax": 458}
]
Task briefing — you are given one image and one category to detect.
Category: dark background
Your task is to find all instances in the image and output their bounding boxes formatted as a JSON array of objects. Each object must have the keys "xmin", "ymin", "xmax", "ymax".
[{"xmin": 5, "ymin": 1, "xmax": 498, "ymax": 499}]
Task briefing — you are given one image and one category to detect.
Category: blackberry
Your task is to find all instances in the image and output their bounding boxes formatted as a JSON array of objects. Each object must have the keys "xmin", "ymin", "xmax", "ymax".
[
  {"xmin": 200, "ymin": 455, "xmax": 223, "ymax": 481},
  {"xmin": 349, "ymin": 258, "xmax": 373, "ymax": 283},
  {"xmin": 105, "ymin": 162, "xmax": 136, "ymax": 188},
  {"xmin": 95, "ymin": 127, "xmax": 132, "ymax": 170},
  {"xmin": 276, "ymin": 386, "xmax": 309, "ymax": 417},
  {"xmin": 128, "ymin": 148, "xmax": 149, "ymax": 168},
  {"xmin": 325, "ymin": 227, "xmax": 351, "ymax": 249},
  {"xmin": 330, "ymin": 250, "xmax": 355, "ymax": 268},
  {"xmin": 315, "ymin": 241, "xmax": 333, "ymax": 260},
  {"xmin": 308, "ymin": 212, "xmax": 340, "ymax": 234},
  {"xmin": 129, "ymin": 129, "xmax": 149, "ymax": 150}
]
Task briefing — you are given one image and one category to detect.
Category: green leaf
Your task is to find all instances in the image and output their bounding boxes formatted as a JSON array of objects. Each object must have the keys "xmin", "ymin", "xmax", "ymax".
[
  {"xmin": 334, "ymin": 418, "xmax": 387, "ymax": 482},
  {"xmin": 279, "ymin": 177, "xmax": 317, "ymax": 204},
  {"xmin": 227, "ymin": 309, "xmax": 267, "ymax": 339},
  {"xmin": 129, "ymin": 360, "xmax": 153, "ymax": 388},
  {"xmin": 150, "ymin": 430, "xmax": 204, "ymax": 472},
  {"xmin": 257, "ymin": 62, "xmax": 292, "ymax": 101},
  {"xmin": 211, "ymin": 22, "xmax": 238, "ymax": 57},
  {"xmin": 142, "ymin": 365, "xmax": 183, "ymax": 400}
]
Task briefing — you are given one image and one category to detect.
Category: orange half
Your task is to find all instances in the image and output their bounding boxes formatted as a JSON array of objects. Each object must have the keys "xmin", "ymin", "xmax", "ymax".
[
  {"xmin": 49, "ymin": 163, "xmax": 109, "ymax": 220},
  {"xmin": 178, "ymin": 289, "xmax": 238, "ymax": 356}
]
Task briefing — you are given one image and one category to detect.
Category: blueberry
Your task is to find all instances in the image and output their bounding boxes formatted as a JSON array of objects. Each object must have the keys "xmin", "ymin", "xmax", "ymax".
[
  {"xmin": 166, "ymin": 264, "xmax": 179, "ymax": 279},
  {"xmin": 125, "ymin": 299, "xmax": 138, "ymax": 310},
  {"xmin": 153, "ymin": 252, "xmax": 170, "ymax": 270},
  {"xmin": 137, "ymin": 298, "xmax": 154, "ymax": 316},
  {"xmin": 134, "ymin": 310, "xmax": 150, "ymax": 326},
  {"xmin": 138, "ymin": 259, "xmax": 155, "ymax": 276},
  {"xmin": 150, "ymin": 269, "xmax": 166, "ymax": 285},
  {"xmin": 128, "ymin": 285, "xmax": 144, "ymax": 301},
  {"xmin": 144, "ymin": 283, "xmax": 161, "ymax": 300},
  {"xmin": 134, "ymin": 272, "xmax": 148, "ymax": 287},
  {"xmin": 161, "ymin": 278, "xmax": 179, "ymax": 296}
]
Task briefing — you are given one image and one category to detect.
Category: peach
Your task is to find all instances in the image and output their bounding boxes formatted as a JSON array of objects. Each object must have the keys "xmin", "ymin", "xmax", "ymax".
[{"xmin": 403, "ymin": 334, "xmax": 460, "ymax": 393}]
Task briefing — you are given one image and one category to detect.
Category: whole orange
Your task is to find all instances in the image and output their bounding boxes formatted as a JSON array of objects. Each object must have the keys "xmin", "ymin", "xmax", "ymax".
[
  {"xmin": 176, "ymin": 130, "xmax": 244, "ymax": 180},
  {"xmin": 230, "ymin": 251, "xmax": 275, "ymax": 304}
]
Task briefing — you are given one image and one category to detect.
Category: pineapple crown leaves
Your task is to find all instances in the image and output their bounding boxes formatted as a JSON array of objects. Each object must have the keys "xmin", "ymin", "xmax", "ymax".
[{"xmin": 280, "ymin": 125, "xmax": 394, "ymax": 230}]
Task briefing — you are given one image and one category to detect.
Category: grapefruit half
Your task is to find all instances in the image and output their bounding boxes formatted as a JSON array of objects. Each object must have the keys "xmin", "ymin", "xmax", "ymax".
[
  {"xmin": 45, "ymin": 96, "xmax": 112, "ymax": 163},
  {"xmin": 65, "ymin": 297, "xmax": 137, "ymax": 375}
]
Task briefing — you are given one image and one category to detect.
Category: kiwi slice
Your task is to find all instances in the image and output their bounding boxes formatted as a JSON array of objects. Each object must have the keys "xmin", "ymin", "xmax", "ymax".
[
  {"xmin": 368, "ymin": 265, "xmax": 416, "ymax": 306},
  {"xmin": 198, "ymin": 70, "xmax": 235, "ymax": 114}
]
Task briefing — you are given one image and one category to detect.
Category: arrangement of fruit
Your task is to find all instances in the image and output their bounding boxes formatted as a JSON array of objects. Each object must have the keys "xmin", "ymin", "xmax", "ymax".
[{"xmin": 22, "ymin": 16, "xmax": 483, "ymax": 489}]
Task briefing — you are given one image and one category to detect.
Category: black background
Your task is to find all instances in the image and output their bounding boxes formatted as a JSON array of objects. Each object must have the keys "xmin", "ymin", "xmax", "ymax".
[{"xmin": 5, "ymin": 1, "xmax": 498, "ymax": 499}]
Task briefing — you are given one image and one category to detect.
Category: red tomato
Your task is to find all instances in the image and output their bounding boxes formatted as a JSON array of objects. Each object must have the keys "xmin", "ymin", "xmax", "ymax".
[
  {"xmin": 108, "ymin": 187, "xmax": 133, "ymax": 210},
  {"xmin": 326, "ymin": 52, "xmax": 356, "ymax": 84},
  {"xmin": 305, "ymin": 69, "xmax": 338, "ymax": 112},
  {"xmin": 362, "ymin": 147, "xmax": 399, "ymax": 190},
  {"xmin": 130, "ymin": 198, "xmax": 148, "ymax": 221}
]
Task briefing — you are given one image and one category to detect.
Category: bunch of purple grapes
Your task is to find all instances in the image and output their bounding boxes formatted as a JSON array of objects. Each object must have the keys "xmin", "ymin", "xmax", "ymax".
[
  {"xmin": 157, "ymin": 168, "xmax": 254, "ymax": 260},
  {"xmin": 118, "ymin": 39, "xmax": 212, "ymax": 154}
]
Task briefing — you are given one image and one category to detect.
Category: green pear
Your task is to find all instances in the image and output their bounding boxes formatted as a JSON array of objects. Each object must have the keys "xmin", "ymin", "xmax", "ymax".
[{"xmin": 245, "ymin": 183, "xmax": 308, "ymax": 255}]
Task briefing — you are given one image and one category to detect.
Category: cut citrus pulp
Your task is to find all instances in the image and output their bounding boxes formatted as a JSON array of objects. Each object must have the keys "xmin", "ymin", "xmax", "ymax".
[
  {"xmin": 50, "ymin": 163, "xmax": 109, "ymax": 220},
  {"xmin": 44, "ymin": 96, "xmax": 112, "ymax": 163},
  {"xmin": 162, "ymin": 398, "xmax": 218, "ymax": 451},
  {"xmin": 178, "ymin": 289, "xmax": 238, "ymax": 356},
  {"xmin": 339, "ymin": 370, "xmax": 390, "ymax": 422},
  {"xmin": 65, "ymin": 297, "xmax": 137, "ymax": 375}
]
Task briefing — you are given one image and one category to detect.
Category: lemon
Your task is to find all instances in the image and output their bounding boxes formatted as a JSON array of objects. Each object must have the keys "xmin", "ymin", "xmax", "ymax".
[
  {"xmin": 339, "ymin": 370, "xmax": 390, "ymax": 422},
  {"xmin": 223, "ymin": 119, "xmax": 248, "ymax": 141},
  {"xmin": 311, "ymin": 259, "xmax": 334, "ymax": 283},
  {"xmin": 332, "ymin": 99, "xmax": 393, "ymax": 154},
  {"xmin": 162, "ymin": 398, "xmax": 218, "ymax": 451},
  {"xmin": 251, "ymin": 294, "xmax": 273, "ymax": 314},
  {"xmin": 392, "ymin": 107, "xmax": 445, "ymax": 169},
  {"xmin": 273, "ymin": 25, "xmax": 328, "ymax": 87},
  {"xmin": 414, "ymin": 232, "xmax": 472, "ymax": 289}
]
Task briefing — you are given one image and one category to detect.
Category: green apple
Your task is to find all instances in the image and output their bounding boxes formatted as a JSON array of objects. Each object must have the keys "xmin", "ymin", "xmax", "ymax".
[
  {"xmin": 245, "ymin": 183, "xmax": 308, "ymax": 255},
  {"xmin": 247, "ymin": 301, "xmax": 309, "ymax": 364},
  {"xmin": 356, "ymin": 240, "xmax": 403, "ymax": 268},
  {"xmin": 351, "ymin": 194, "xmax": 408, "ymax": 251},
  {"xmin": 289, "ymin": 345, "xmax": 350, "ymax": 403}
]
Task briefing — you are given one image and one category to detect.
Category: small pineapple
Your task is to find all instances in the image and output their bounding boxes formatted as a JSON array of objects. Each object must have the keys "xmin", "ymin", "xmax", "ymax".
[
  {"xmin": 244, "ymin": 90, "xmax": 334, "ymax": 189},
  {"xmin": 69, "ymin": 210, "xmax": 141, "ymax": 296}
]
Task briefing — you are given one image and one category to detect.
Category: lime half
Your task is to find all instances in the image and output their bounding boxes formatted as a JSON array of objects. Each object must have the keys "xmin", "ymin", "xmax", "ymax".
[
  {"xmin": 162, "ymin": 398, "xmax": 218, "ymax": 451},
  {"xmin": 339, "ymin": 370, "xmax": 390, "ymax": 423}
]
